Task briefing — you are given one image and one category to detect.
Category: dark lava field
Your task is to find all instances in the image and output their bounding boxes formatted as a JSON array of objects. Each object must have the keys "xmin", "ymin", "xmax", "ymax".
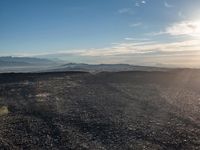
[{"xmin": 0, "ymin": 70, "xmax": 200, "ymax": 150}]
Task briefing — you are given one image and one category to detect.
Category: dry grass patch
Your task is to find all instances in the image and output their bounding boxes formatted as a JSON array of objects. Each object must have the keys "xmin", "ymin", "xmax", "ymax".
[{"xmin": 0, "ymin": 106, "xmax": 9, "ymax": 116}]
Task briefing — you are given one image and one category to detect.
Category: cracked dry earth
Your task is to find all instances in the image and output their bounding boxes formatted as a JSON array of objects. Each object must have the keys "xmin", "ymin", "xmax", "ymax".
[{"xmin": 0, "ymin": 70, "xmax": 200, "ymax": 150}]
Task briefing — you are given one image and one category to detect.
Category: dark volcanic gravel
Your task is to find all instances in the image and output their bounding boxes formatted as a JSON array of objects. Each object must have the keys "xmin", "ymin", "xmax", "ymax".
[{"xmin": 0, "ymin": 70, "xmax": 200, "ymax": 149}]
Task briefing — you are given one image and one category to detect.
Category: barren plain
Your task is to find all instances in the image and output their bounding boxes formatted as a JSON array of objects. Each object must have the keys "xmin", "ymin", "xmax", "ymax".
[{"xmin": 0, "ymin": 70, "xmax": 200, "ymax": 149}]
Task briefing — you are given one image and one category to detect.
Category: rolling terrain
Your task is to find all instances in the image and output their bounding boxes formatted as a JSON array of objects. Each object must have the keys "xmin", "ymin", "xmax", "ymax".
[
  {"xmin": 0, "ymin": 70, "xmax": 200, "ymax": 149},
  {"xmin": 0, "ymin": 56, "xmax": 168, "ymax": 73},
  {"xmin": 0, "ymin": 57, "xmax": 57, "ymax": 73}
]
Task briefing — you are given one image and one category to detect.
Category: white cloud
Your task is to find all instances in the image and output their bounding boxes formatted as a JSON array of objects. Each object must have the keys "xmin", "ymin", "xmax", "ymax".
[
  {"xmin": 150, "ymin": 20, "xmax": 200, "ymax": 37},
  {"xmin": 19, "ymin": 38, "xmax": 200, "ymax": 67},
  {"xmin": 78, "ymin": 39, "xmax": 200, "ymax": 57},
  {"xmin": 165, "ymin": 21, "xmax": 200, "ymax": 36},
  {"xmin": 58, "ymin": 39, "xmax": 200, "ymax": 67},
  {"xmin": 118, "ymin": 8, "xmax": 134, "ymax": 15},
  {"xmin": 135, "ymin": 0, "xmax": 147, "ymax": 7},
  {"xmin": 135, "ymin": 2, "xmax": 140, "ymax": 7},
  {"xmin": 124, "ymin": 38, "xmax": 135, "ymax": 41},
  {"xmin": 129, "ymin": 22, "xmax": 142, "ymax": 27},
  {"xmin": 164, "ymin": 1, "xmax": 174, "ymax": 8},
  {"xmin": 32, "ymin": 39, "xmax": 198, "ymax": 57},
  {"xmin": 141, "ymin": 1, "xmax": 146, "ymax": 4},
  {"xmin": 124, "ymin": 38, "xmax": 150, "ymax": 42}
]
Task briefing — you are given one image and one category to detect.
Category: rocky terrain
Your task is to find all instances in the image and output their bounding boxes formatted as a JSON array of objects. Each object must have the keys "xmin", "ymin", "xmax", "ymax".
[{"xmin": 0, "ymin": 70, "xmax": 200, "ymax": 149}]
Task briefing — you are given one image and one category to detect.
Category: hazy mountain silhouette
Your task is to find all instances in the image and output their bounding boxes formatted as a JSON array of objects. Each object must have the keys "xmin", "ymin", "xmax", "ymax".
[
  {"xmin": 48, "ymin": 63, "xmax": 167, "ymax": 72},
  {"xmin": 0, "ymin": 57, "xmax": 169, "ymax": 73},
  {"xmin": 0, "ymin": 56, "xmax": 55, "ymax": 67}
]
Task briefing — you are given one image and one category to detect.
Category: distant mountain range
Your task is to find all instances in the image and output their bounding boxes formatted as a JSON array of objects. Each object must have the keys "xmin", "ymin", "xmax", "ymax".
[
  {"xmin": 0, "ymin": 56, "xmax": 169, "ymax": 73},
  {"xmin": 0, "ymin": 56, "xmax": 55, "ymax": 67},
  {"xmin": 47, "ymin": 63, "xmax": 168, "ymax": 72}
]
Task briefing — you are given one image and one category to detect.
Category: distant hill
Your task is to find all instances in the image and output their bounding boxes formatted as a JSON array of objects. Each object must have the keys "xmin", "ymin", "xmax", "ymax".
[
  {"xmin": 0, "ymin": 57, "xmax": 170, "ymax": 73},
  {"xmin": 48, "ymin": 63, "xmax": 168, "ymax": 72},
  {"xmin": 0, "ymin": 57, "xmax": 55, "ymax": 67}
]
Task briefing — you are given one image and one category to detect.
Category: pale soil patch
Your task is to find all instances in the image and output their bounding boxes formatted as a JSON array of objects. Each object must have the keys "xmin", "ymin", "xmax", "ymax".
[
  {"xmin": 0, "ymin": 106, "xmax": 9, "ymax": 116},
  {"xmin": 35, "ymin": 93, "xmax": 50, "ymax": 102},
  {"xmin": 36, "ymin": 93, "xmax": 50, "ymax": 98}
]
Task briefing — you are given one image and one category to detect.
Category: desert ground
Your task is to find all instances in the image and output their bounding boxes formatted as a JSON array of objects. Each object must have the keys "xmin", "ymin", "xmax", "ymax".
[{"xmin": 0, "ymin": 70, "xmax": 200, "ymax": 149}]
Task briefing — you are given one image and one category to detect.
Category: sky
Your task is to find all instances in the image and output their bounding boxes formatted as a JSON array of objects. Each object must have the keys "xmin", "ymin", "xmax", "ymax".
[{"xmin": 1, "ymin": 0, "xmax": 200, "ymax": 67}]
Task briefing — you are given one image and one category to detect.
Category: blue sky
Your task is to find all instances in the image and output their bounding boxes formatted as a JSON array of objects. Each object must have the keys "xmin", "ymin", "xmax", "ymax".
[{"xmin": 1, "ymin": 0, "xmax": 200, "ymax": 67}]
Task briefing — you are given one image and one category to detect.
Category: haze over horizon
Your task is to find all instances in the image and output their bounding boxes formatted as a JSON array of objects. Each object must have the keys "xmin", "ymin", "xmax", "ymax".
[{"xmin": 1, "ymin": 0, "xmax": 200, "ymax": 67}]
